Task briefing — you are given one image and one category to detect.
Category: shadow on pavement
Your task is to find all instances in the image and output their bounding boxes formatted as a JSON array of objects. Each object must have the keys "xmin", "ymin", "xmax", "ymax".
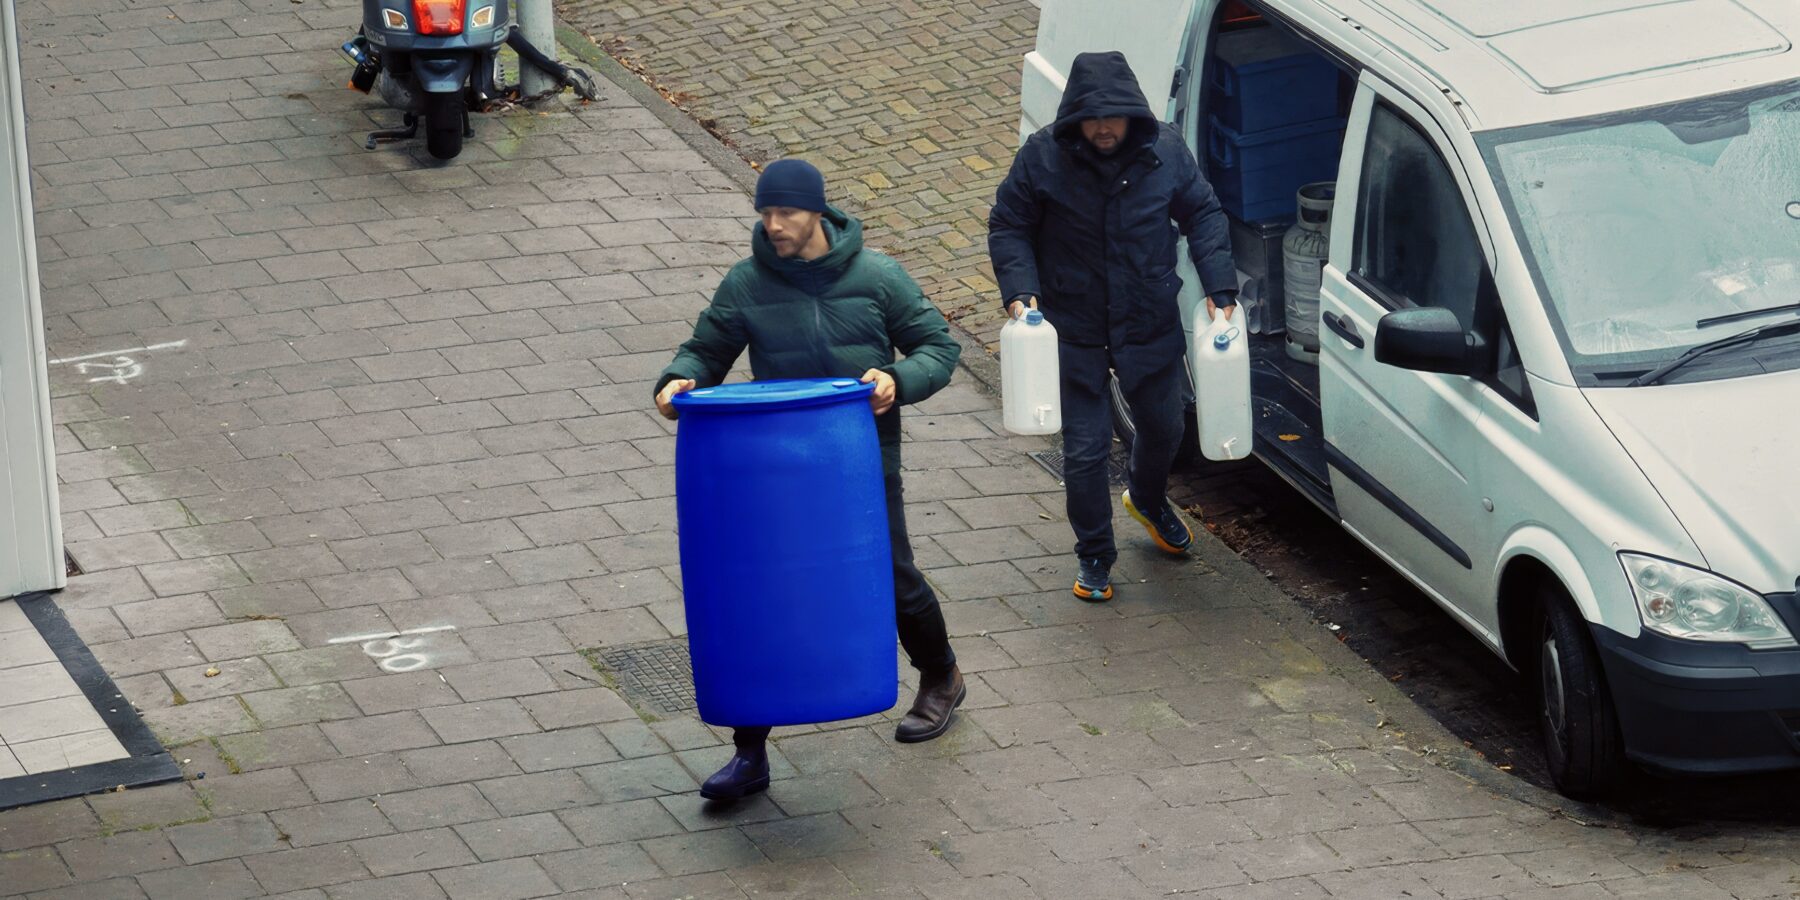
[{"xmin": 1172, "ymin": 457, "xmax": 1800, "ymax": 829}]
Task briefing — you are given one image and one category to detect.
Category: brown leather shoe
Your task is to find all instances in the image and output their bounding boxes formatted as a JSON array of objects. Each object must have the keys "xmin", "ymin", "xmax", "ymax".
[{"xmin": 894, "ymin": 666, "xmax": 965, "ymax": 743}]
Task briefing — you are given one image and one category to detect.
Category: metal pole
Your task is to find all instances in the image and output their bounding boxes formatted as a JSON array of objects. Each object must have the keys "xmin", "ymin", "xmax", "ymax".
[{"xmin": 516, "ymin": 0, "xmax": 558, "ymax": 98}]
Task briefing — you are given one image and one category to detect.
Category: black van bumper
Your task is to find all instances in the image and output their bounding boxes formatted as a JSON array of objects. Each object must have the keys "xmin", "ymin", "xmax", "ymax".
[{"xmin": 1593, "ymin": 626, "xmax": 1800, "ymax": 775}]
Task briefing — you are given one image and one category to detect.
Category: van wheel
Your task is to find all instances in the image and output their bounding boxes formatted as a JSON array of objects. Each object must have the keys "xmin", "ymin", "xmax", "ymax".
[
  {"xmin": 423, "ymin": 92, "xmax": 465, "ymax": 160},
  {"xmin": 1109, "ymin": 371, "xmax": 1200, "ymax": 467},
  {"xmin": 1537, "ymin": 588, "xmax": 1627, "ymax": 800}
]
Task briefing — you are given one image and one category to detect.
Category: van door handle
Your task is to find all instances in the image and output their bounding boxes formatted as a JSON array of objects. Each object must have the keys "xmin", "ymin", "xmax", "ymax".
[{"xmin": 1325, "ymin": 312, "xmax": 1364, "ymax": 349}]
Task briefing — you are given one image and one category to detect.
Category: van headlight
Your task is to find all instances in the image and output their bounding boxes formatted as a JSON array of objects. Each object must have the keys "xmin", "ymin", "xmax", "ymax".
[{"xmin": 1621, "ymin": 554, "xmax": 1796, "ymax": 649}]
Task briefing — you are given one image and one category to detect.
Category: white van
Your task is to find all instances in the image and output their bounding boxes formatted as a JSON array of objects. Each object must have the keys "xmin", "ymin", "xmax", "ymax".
[{"xmin": 1018, "ymin": 0, "xmax": 1800, "ymax": 799}]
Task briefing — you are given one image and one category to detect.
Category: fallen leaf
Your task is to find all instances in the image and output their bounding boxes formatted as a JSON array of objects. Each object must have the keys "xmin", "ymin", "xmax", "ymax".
[{"xmin": 204, "ymin": 666, "xmax": 221, "ymax": 678}]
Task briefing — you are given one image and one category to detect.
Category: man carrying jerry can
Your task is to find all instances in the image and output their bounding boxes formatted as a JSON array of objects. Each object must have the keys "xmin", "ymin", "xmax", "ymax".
[{"xmin": 989, "ymin": 51, "xmax": 1239, "ymax": 602}]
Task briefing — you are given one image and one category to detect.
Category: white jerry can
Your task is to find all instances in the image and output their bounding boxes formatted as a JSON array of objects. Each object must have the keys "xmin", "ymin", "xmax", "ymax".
[
  {"xmin": 1193, "ymin": 305, "xmax": 1253, "ymax": 461},
  {"xmin": 1000, "ymin": 309, "xmax": 1062, "ymax": 435}
]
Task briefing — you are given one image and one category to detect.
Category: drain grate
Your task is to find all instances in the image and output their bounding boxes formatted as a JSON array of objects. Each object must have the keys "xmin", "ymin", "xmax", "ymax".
[
  {"xmin": 1029, "ymin": 448, "xmax": 1130, "ymax": 486},
  {"xmin": 593, "ymin": 640, "xmax": 697, "ymax": 715}
]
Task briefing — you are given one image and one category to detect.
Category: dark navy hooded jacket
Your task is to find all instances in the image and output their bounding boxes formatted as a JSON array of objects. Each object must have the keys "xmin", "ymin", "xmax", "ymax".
[{"xmin": 988, "ymin": 51, "xmax": 1237, "ymax": 375}]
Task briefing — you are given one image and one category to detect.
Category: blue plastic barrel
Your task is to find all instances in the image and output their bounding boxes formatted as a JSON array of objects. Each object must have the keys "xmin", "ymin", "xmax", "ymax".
[{"xmin": 671, "ymin": 378, "xmax": 897, "ymax": 727}]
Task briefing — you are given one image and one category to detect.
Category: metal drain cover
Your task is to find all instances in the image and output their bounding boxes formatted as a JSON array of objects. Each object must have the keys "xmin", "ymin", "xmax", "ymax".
[
  {"xmin": 593, "ymin": 640, "xmax": 697, "ymax": 715},
  {"xmin": 1029, "ymin": 448, "xmax": 1129, "ymax": 486}
]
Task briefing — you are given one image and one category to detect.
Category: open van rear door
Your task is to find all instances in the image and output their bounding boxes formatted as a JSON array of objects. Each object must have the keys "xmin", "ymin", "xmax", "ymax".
[{"xmin": 1020, "ymin": 0, "xmax": 1199, "ymax": 140}]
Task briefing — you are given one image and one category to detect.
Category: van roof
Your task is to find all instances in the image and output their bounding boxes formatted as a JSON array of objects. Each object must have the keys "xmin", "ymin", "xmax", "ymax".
[{"xmin": 1273, "ymin": 0, "xmax": 1799, "ymax": 130}]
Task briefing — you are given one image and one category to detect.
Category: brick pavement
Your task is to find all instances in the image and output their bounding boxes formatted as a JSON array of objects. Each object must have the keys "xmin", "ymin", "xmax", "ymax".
[
  {"xmin": 4, "ymin": 0, "xmax": 1800, "ymax": 896},
  {"xmin": 557, "ymin": 0, "xmax": 1035, "ymax": 350}
]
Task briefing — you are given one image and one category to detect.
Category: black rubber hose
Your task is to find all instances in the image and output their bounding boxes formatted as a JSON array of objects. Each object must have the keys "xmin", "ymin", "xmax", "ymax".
[
  {"xmin": 472, "ymin": 48, "xmax": 497, "ymax": 104},
  {"xmin": 505, "ymin": 27, "xmax": 570, "ymax": 81}
]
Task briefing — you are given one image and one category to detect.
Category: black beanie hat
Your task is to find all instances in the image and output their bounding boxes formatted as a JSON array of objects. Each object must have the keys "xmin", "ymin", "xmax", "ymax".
[{"xmin": 754, "ymin": 159, "xmax": 827, "ymax": 213}]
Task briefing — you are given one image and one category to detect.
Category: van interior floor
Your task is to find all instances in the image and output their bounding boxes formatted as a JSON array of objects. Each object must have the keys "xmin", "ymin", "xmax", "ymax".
[{"xmin": 1248, "ymin": 333, "xmax": 1332, "ymax": 511}]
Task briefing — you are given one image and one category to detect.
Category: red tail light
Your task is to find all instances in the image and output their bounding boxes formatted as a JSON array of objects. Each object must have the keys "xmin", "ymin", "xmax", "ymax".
[{"xmin": 413, "ymin": 0, "xmax": 464, "ymax": 35}]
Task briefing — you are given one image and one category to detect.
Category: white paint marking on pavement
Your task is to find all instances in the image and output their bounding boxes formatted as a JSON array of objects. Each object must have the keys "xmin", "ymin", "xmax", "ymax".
[
  {"xmin": 73, "ymin": 357, "xmax": 145, "ymax": 385},
  {"xmin": 329, "ymin": 625, "xmax": 459, "ymax": 673},
  {"xmin": 49, "ymin": 340, "xmax": 188, "ymax": 365},
  {"xmin": 50, "ymin": 340, "xmax": 189, "ymax": 386},
  {"xmin": 327, "ymin": 624, "xmax": 457, "ymax": 644}
]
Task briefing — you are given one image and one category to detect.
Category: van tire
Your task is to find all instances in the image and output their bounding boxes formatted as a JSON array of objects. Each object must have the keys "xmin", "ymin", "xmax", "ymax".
[
  {"xmin": 1109, "ymin": 371, "xmax": 1200, "ymax": 467},
  {"xmin": 1537, "ymin": 588, "xmax": 1627, "ymax": 800}
]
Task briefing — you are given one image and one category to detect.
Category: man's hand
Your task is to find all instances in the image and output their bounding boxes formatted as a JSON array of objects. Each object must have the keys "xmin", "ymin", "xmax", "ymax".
[
  {"xmin": 1007, "ymin": 296, "xmax": 1039, "ymax": 320},
  {"xmin": 655, "ymin": 378, "xmax": 696, "ymax": 420},
  {"xmin": 1206, "ymin": 297, "xmax": 1237, "ymax": 322},
  {"xmin": 860, "ymin": 369, "xmax": 897, "ymax": 415}
]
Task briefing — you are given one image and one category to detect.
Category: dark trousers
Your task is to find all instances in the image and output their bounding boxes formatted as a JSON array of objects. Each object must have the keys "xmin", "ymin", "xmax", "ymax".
[
  {"xmin": 731, "ymin": 473, "xmax": 954, "ymax": 751},
  {"xmin": 1061, "ymin": 344, "xmax": 1186, "ymax": 569}
]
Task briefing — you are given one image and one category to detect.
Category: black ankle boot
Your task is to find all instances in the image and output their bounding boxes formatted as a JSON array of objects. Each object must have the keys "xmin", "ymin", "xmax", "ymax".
[
  {"xmin": 699, "ymin": 745, "xmax": 770, "ymax": 801},
  {"xmin": 894, "ymin": 665, "xmax": 966, "ymax": 743}
]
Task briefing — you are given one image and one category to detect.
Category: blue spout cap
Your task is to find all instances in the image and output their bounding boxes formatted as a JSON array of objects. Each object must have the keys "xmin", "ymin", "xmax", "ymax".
[{"xmin": 1024, "ymin": 309, "xmax": 1044, "ymax": 325}]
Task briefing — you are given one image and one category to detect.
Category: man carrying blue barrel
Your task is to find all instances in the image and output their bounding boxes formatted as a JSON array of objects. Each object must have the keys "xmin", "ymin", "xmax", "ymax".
[{"xmin": 653, "ymin": 159, "xmax": 965, "ymax": 802}]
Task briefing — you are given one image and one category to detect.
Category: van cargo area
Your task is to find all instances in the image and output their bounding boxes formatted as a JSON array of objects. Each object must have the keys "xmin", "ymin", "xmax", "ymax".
[{"xmin": 1203, "ymin": 8, "xmax": 1352, "ymax": 514}]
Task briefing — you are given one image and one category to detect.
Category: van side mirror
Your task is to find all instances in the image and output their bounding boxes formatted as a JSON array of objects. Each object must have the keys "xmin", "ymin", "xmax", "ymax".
[{"xmin": 1374, "ymin": 307, "xmax": 1493, "ymax": 377}]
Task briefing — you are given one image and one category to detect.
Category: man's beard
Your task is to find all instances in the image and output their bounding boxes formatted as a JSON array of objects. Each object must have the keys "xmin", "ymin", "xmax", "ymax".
[{"xmin": 773, "ymin": 225, "xmax": 817, "ymax": 257}]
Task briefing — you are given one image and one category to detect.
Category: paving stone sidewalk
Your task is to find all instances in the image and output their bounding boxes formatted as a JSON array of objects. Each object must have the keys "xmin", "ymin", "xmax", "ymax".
[
  {"xmin": 558, "ymin": 0, "xmax": 1036, "ymax": 351},
  {"xmin": 5, "ymin": 0, "xmax": 1800, "ymax": 897}
]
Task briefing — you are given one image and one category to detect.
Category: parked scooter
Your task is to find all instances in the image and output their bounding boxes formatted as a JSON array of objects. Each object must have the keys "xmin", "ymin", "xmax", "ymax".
[{"xmin": 342, "ymin": 0, "xmax": 597, "ymax": 160}]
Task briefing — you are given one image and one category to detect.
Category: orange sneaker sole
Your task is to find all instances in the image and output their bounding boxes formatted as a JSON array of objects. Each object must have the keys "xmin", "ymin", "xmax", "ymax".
[
  {"xmin": 1073, "ymin": 580, "xmax": 1114, "ymax": 602},
  {"xmin": 1124, "ymin": 490, "xmax": 1192, "ymax": 556}
]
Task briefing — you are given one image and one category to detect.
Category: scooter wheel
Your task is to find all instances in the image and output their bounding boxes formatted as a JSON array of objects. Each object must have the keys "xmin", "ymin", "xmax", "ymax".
[{"xmin": 423, "ymin": 92, "xmax": 464, "ymax": 160}]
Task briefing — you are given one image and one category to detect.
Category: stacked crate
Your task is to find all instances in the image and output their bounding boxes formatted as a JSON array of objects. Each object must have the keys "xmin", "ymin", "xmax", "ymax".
[{"xmin": 1205, "ymin": 26, "xmax": 1346, "ymax": 326}]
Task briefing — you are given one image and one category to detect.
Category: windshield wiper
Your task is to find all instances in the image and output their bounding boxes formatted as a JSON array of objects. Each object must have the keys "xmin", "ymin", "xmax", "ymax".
[
  {"xmin": 1630, "ymin": 318, "xmax": 1800, "ymax": 386},
  {"xmin": 1697, "ymin": 302, "xmax": 1800, "ymax": 329}
]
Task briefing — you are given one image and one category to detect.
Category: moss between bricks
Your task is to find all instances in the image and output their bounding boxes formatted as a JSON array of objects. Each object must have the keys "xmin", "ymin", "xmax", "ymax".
[{"xmin": 576, "ymin": 648, "xmax": 659, "ymax": 724}]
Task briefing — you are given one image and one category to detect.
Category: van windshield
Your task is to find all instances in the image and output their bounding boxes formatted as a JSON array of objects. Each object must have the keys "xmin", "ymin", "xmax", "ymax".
[{"xmin": 1483, "ymin": 80, "xmax": 1800, "ymax": 385}]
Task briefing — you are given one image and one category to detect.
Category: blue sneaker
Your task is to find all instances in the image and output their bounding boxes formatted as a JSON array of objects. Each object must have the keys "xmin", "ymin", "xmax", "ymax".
[
  {"xmin": 1073, "ymin": 557, "xmax": 1113, "ymax": 602},
  {"xmin": 1123, "ymin": 490, "xmax": 1193, "ymax": 555}
]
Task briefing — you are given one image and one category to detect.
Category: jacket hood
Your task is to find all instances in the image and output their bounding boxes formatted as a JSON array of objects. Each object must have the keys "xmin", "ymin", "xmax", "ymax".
[
  {"xmin": 752, "ymin": 205, "xmax": 864, "ymax": 291},
  {"xmin": 1052, "ymin": 51, "xmax": 1160, "ymax": 150}
]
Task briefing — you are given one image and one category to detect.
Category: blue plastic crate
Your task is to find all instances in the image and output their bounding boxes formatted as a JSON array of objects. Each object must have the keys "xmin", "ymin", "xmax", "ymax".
[
  {"xmin": 1207, "ymin": 116, "xmax": 1344, "ymax": 222},
  {"xmin": 1209, "ymin": 27, "xmax": 1343, "ymax": 134}
]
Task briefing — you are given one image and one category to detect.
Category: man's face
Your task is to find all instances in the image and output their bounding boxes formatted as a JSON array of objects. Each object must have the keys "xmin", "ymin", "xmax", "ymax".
[
  {"xmin": 1080, "ymin": 117, "xmax": 1129, "ymax": 155},
  {"xmin": 761, "ymin": 207, "xmax": 823, "ymax": 258}
]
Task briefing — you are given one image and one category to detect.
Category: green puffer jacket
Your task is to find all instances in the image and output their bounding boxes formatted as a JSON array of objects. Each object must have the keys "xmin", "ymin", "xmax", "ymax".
[{"xmin": 655, "ymin": 207, "xmax": 961, "ymax": 474}]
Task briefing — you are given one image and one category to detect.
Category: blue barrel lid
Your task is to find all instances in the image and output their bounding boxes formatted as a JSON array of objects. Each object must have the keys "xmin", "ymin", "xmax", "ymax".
[{"xmin": 672, "ymin": 377, "xmax": 874, "ymax": 412}]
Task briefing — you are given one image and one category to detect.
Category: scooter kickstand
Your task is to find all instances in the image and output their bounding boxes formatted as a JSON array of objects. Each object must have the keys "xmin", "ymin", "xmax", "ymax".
[{"xmin": 365, "ymin": 112, "xmax": 420, "ymax": 150}]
